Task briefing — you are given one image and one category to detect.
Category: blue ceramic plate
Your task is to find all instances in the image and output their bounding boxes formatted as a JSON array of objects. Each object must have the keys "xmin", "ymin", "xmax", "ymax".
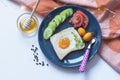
[{"xmin": 38, "ymin": 5, "xmax": 102, "ymax": 67}]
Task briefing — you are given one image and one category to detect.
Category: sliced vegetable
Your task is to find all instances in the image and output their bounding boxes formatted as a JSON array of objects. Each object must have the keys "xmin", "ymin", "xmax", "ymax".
[
  {"xmin": 43, "ymin": 8, "xmax": 74, "ymax": 40},
  {"xmin": 43, "ymin": 28, "xmax": 53, "ymax": 40},
  {"xmin": 52, "ymin": 18, "xmax": 60, "ymax": 26},
  {"xmin": 67, "ymin": 8, "xmax": 73, "ymax": 16},
  {"xmin": 48, "ymin": 21, "xmax": 57, "ymax": 29},
  {"xmin": 60, "ymin": 14, "xmax": 66, "ymax": 22},
  {"xmin": 60, "ymin": 10, "xmax": 68, "ymax": 17},
  {"xmin": 54, "ymin": 15, "xmax": 63, "ymax": 23},
  {"xmin": 47, "ymin": 25, "xmax": 56, "ymax": 32}
]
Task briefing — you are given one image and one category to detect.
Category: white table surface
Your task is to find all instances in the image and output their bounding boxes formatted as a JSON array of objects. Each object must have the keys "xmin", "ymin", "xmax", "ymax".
[{"xmin": 0, "ymin": 1, "xmax": 119, "ymax": 80}]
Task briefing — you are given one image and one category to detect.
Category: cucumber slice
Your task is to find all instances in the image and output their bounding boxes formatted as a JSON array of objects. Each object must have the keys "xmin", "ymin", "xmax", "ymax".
[
  {"xmin": 67, "ymin": 8, "xmax": 73, "ymax": 16},
  {"xmin": 60, "ymin": 14, "xmax": 66, "ymax": 22},
  {"xmin": 64, "ymin": 10, "xmax": 70, "ymax": 17},
  {"xmin": 43, "ymin": 28, "xmax": 53, "ymax": 40},
  {"xmin": 47, "ymin": 25, "xmax": 56, "ymax": 32},
  {"xmin": 48, "ymin": 21, "xmax": 57, "ymax": 28},
  {"xmin": 52, "ymin": 18, "xmax": 60, "ymax": 27},
  {"xmin": 60, "ymin": 10, "xmax": 68, "ymax": 17},
  {"xmin": 54, "ymin": 15, "xmax": 62, "ymax": 23},
  {"xmin": 60, "ymin": 8, "xmax": 73, "ymax": 17}
]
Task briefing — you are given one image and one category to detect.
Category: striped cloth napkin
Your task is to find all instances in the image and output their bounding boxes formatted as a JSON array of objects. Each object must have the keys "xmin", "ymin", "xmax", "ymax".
[{"xmin": 12, "ymin": 0, "xmax": 120, "ymax": 73}]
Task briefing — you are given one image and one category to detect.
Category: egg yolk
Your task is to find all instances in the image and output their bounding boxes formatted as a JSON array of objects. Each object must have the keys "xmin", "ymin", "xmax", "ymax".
[{"xmin": 58, "ymin": 38, "xmax": 70, "ymax": 49}]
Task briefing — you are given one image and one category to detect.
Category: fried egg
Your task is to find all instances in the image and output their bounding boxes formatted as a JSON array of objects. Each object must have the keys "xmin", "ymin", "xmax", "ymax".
[{"xmin": 50, "ymin": 27, "xmax": 85, "ymax": 60}]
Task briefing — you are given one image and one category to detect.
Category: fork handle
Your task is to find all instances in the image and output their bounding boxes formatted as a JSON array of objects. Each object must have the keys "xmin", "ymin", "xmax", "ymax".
[{"xmin": 79, "ymin": 49, "xmax": 90, "ymax": 72}]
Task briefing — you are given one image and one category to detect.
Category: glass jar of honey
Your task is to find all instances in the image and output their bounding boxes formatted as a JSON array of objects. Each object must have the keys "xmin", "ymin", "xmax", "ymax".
[{"xmin": 17, "ymin": 13, "xmax": 39, "ymax": 37}]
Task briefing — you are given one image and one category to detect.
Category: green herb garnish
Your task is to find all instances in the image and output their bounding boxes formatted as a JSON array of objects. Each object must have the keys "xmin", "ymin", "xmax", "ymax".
[{"xmin": 71, "ymin": 32, "xmax": 84, "ymax": 48}]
